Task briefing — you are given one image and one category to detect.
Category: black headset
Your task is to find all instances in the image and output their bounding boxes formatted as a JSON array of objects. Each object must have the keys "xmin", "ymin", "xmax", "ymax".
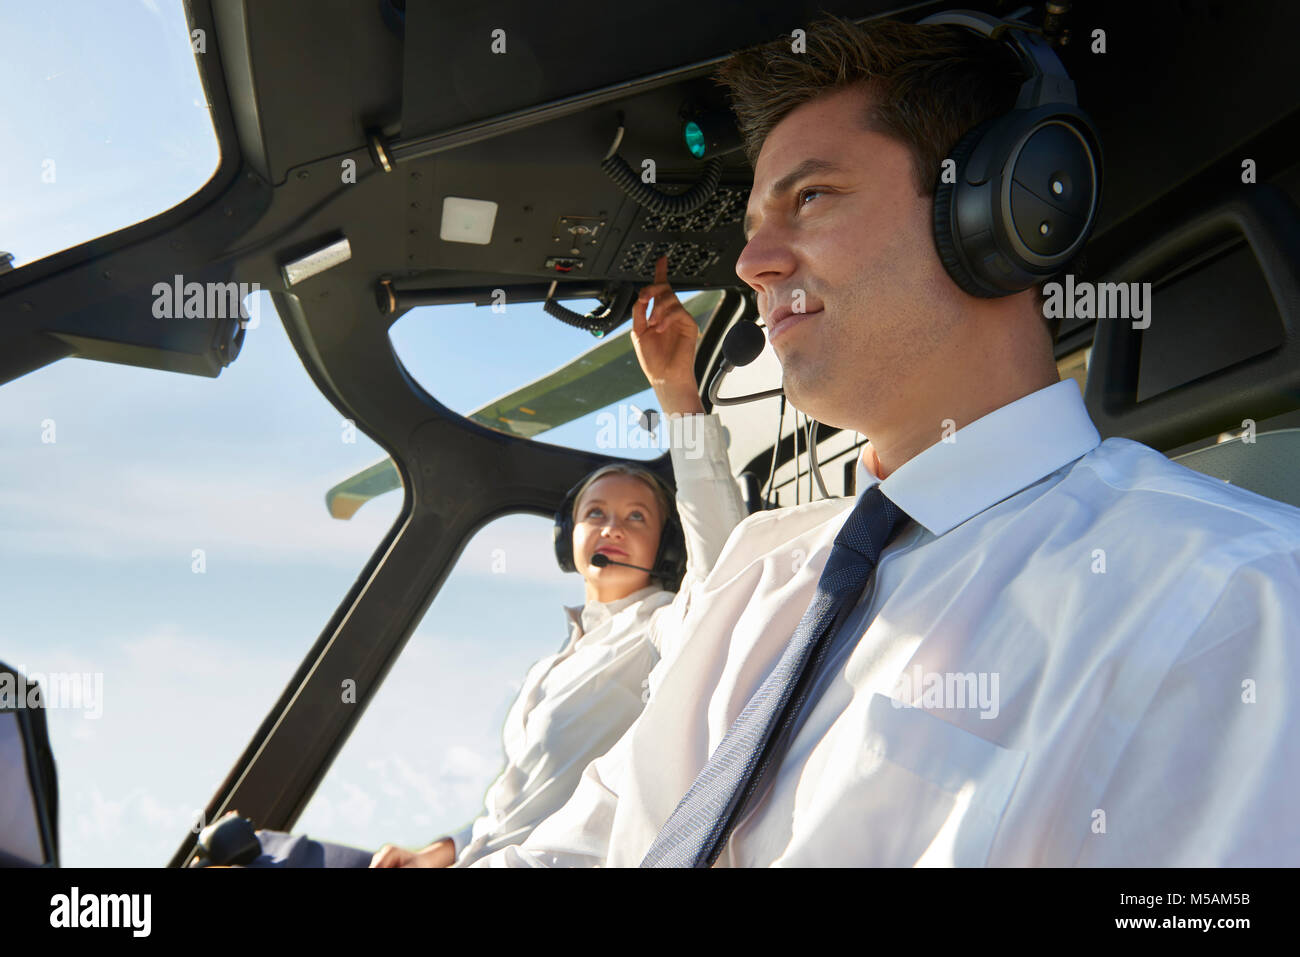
[
  {"xmin": 553, "ymin": 469, "xmax": 688, "ymax": 592},
  {"xmin": 923, "ymin": 9, "xmax": 1102, "ymax": 297}
]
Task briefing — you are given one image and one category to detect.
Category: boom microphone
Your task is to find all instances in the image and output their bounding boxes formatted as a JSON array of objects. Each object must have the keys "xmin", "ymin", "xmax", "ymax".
[
  {"xmin": 723, "ymin": 318, "xmax": 766, "ymax": 365},
  {"xmin": 590, "ymin": 552, "xmax": 655, "ymax": 573},
  {"xmin": 707, "ymin": 321, "xmax": 784, "ymax": 406}
]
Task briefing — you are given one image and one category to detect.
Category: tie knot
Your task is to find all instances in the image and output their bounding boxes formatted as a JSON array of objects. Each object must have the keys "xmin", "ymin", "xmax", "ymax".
[{"xmin": 832, "ymin": 484, "xmax": 911, "ymax": 565}]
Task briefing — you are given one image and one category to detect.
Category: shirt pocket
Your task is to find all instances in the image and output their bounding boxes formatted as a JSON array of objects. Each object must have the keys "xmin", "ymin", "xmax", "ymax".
[{"xmin": 775, "ymin": 693, "xmax": 1028, "ymax": 867}]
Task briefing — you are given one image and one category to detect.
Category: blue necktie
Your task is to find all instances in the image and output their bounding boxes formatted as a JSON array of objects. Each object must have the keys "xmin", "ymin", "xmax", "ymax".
[{"xmin": 641, "ymin": 484, "xmax": 912, "ymax": 867}]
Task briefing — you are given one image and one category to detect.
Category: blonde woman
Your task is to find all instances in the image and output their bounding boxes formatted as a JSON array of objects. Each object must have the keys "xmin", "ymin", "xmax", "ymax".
[{"xmin": 370, "ymin": 257, "xmax": 747, "ymax": 867}]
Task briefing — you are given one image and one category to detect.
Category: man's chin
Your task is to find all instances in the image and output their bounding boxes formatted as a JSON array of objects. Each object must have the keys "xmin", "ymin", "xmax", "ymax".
[
  {"xmin": 780, "ymin": 367, "xmax": 850, "ymax": 429},
  {"xmin": 776, "ymin": 358, "xmax": 813, "ymax": 406}
]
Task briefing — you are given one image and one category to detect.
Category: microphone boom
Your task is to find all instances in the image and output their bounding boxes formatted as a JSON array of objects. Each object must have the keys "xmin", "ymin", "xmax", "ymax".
[
  {"xmin": 708, "ymin": 320, "xmax": 784, "ymax": 406},
  {"xmin": 590, "ymin": 552, "xmax": 656, "ymax": 573}
]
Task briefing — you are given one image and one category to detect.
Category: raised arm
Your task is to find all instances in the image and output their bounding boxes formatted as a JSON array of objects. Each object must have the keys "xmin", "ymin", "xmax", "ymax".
[{"xmin": 632, "ymin": 257, "xmax": 748, "ymax": 650}]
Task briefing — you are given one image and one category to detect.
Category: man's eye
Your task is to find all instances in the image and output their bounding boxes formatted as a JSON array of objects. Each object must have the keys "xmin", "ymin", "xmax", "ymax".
[{"xmin": 797, "ymin": 187, "xmax": 825, "ymax": 209}]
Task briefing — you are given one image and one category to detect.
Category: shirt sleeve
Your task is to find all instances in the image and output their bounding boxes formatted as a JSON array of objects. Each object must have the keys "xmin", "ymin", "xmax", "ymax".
[
  {"xmin": 467, "ymin": 724, "xmax": 634, "ymax": 867},
  {"xmin": 1072, "ymin": 545, "xmax": 1300, "ymax": 866},
  {"xmin": 444, "ymin": 821, "xmax": 476, "ymax": 859},
  {"xmin": 647, "ymin": 412, "xmax": 748, "ymax": 658}
]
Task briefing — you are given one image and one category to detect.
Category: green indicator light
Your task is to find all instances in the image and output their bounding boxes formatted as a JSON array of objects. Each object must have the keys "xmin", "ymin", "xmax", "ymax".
[{"xmin": 684, "ymin": 121, "xmax": 706, "ymax": 158}]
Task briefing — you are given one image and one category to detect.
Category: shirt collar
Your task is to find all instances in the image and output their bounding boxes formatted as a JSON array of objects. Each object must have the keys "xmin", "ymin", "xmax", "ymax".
[
  {"xmin": 855, "ymin": 378, "xmax": 1101, "ymax": 537},
  {"xmin": 563, "ymin": 584, "xmax": 663, "ymax": 637}
]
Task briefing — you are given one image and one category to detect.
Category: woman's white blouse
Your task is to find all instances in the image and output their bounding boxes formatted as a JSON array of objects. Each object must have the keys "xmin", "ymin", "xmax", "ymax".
[{"xmin": 447, "ymin": 413, "xmax": 747, "ymax": 865}]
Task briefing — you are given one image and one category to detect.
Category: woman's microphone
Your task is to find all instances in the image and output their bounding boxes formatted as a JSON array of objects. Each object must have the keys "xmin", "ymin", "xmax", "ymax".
[
  {"xmin": 589, "ymin": 552, "xmax": 655, "ymax": 573},
  {"xmin": 707, "ymin": 320, "xmax": 784, "ymax": 406}
]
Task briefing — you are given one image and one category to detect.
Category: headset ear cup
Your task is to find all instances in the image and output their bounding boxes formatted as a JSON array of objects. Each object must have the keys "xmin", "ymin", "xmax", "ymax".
[
  {"xmin": 933, "ymin": 123, "xmax": 999, "ymax": 298},
  {"xmin": 554, "ymin": 482, "xmax": 582, "ymax": 574},
  {"xmin": 938, "ymin": 108, "xmax": 1103, "ymax": 297},
  {"xmin": 553, "ymin": 516, "xmax": 575, "ymax": 573},
  {"xmin": 654, "ymin": 514, "xmax": 687, "ymax": 591},
  {"xmin": 647, "ymin": 473, "xmax": 687, "ymax": 591}
]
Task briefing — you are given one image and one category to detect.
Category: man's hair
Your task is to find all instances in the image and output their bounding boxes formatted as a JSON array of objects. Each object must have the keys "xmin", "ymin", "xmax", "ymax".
[
  {"xmin": 572, "ymin": 463, "xmax": 673, "ymax": 534},
  {"xmin": 713, "ymin": 13, "xmax": 1074, "ymax": 343}
]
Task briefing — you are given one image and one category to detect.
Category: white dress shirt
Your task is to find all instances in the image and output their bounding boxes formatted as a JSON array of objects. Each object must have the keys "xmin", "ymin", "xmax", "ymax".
[
  {"xmin": 447, "ymin": 413, "xmax": 747, "ymax": 865},
  {"xmin": 473, "ymin": 378, "xmax": 1300, "ymax": 866}
]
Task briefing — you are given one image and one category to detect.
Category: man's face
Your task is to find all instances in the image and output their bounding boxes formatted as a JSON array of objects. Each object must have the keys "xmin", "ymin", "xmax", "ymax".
[{"xmin": 736, "ymin": 84, "xmax": 964, "ymax": 431}]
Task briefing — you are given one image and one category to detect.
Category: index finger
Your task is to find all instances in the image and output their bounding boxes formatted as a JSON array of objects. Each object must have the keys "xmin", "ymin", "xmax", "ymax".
[
  {"xmin": 632, "ymin": 293, "xmax": 647, "ymax": 336},
  {"xmin": 654, "ymin": 255, "xmax": 668, "ymax": 285}
]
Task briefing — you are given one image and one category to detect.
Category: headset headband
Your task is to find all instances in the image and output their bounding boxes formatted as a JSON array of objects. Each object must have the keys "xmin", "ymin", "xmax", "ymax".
[{"xmin": 919, "ymin": 9, "xmax": 1076, "ymax": 109}]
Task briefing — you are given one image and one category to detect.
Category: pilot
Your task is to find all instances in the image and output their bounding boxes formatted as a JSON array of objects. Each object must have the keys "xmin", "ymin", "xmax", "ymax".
[
  {"xmin": 468, "ymin": 13, "xmax": 1300, "ymax": 867},
  {"xmin": 369, "ymin": 256, "xmax": 748, "ymax": 867}
]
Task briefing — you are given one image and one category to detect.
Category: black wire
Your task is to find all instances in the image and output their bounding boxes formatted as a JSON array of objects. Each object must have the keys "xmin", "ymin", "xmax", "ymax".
[
  {"xmin": 769, "ymin": 435, "xmax": 868, "ymax": 495},
  {"xmin": 599, "ymin": 154, "xmax": 723, "ymax": 215}
]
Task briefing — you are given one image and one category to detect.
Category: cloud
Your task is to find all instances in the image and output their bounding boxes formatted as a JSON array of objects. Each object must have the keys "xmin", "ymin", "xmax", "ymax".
[
  {"xmin": 0, "ymin": 453, "xmax": 402, "ymax": 566},
  {"xmin": 447, "ymin": 517, "xmax": 575, "ymax": 585},
  {"xmin": 295, "ymin": 743, "xmax": 503, "ymax": 853},
  {"xmin": 26, "ymin": 623, "xmax": 298, "ymax": 866},
  {"xmin": 0, "ymin": 444, "xmax": 573, "ymax": 581},
  {"xmin": 67, "ymin": 783, "xmax": 205, "ymax": 868},
  {"xmin": 442, "ymin": 744, "xmax": 500, "ymax": 783},
  {"xmin": 26, "ymin": 603, "xmax": 568, "ymax": 864},
  {"xmin": 286, "ymin": 624, "xmax": 556, "ymax": 851}
]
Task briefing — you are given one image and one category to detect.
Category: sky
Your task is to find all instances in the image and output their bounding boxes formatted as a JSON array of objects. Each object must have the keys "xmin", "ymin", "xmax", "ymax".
[{"xmin": 0, "ymin": 0, "xmax": 696, "ymax": 866}]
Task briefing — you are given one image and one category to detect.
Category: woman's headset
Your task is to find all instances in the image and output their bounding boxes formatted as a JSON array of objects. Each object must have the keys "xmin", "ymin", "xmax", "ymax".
[
  {"xmin": 553, "ymin": 468, "xmax": 688, "ymax": 592},
  {"xmin": 923, "ymin": 9, "xmax": 1102, "ymax": 297}
]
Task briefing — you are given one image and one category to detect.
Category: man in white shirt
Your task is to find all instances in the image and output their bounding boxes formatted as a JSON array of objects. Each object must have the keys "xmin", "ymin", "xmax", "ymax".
[{"xmin": 473, "ymin": 14, "xmax": 1300, "ymax": 866}]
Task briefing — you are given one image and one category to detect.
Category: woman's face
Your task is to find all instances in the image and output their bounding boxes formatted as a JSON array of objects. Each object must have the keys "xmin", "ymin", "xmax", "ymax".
[{"xmin": 573, "ymin": 474, "xmax": 664, "ymax": 602}]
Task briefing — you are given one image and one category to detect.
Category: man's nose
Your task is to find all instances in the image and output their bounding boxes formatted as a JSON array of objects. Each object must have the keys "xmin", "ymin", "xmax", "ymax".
[{"xmin": 735, "ymin": 227, "xmax": 795, "ymax": 292}]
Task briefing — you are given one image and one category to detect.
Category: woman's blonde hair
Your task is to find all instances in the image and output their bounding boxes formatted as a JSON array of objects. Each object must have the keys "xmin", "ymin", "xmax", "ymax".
[{"xmin": 572, "ymin": 463, "xmax": 673, "ymax": 532}]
